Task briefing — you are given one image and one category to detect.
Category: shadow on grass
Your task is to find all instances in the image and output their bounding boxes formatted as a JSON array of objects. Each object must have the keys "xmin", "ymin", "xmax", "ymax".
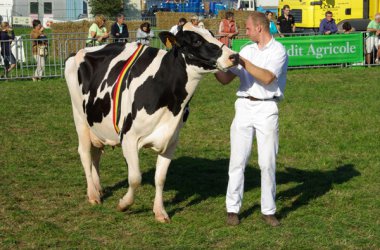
[{"xmin": 103, "ymin": 157, "xmax": 360, "ymax": 219}]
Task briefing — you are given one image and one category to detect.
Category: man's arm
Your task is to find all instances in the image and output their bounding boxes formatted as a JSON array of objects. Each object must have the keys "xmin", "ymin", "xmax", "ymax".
[
  {"xmin": 331, "ymin": 21, "xmax": 338, "ymax": 33},
  {"xmin": 319, "ymin": 20, "xmax": 325, "ymax": 34},
  {"xmin": 239, "ymin": 56, "xmax": 276, "ymax": 85},
  {"xmin": 123, "ymin": 24, "xmax": 129, "ymax": 38},
  {"xmin": 110, "ymin": 24, "xmax": 118, "ymax": 37},
  {"xmin": 276, "ymin": 17, "xmax": 282, "ymax": 36}
]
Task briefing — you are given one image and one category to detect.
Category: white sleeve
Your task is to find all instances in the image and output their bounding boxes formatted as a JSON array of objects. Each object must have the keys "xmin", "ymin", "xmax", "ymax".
[
  {"xmin": 266, "ymin": 44, "xmax": 287, "ymax": 79},
  {"xmin": 169, "ymin": 25, "xmax": 177, "ymax": 34}
]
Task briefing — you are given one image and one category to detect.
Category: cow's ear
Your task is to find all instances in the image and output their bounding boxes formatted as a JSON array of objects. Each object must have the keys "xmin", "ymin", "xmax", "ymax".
[{"xmin": 159, "ymin": 31, "xmax": 179, "ymax": 49}]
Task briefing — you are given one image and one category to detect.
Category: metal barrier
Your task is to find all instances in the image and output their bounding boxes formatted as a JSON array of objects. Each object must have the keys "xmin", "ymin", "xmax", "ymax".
[{"xmin": 0, "ymin": 31, "xmax": 379, "ymax": 81}]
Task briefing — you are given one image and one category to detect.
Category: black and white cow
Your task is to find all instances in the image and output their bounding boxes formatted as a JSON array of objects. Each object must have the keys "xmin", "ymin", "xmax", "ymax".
[{"xmin": 64, "ymin": 23, "xmax": 237, "ymax": 222}]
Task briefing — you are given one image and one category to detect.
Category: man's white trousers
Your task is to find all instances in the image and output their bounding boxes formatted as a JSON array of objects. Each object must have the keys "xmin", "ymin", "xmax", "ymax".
[{"xmin": 226, "ymin": 98, "xmax": 279, "ymax": 215}]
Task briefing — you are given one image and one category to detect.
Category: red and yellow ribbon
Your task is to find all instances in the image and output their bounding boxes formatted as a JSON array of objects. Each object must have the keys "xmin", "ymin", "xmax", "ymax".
[{"xmin": 113, "ymin": 44, "xmax": 144, "ymax": 133}]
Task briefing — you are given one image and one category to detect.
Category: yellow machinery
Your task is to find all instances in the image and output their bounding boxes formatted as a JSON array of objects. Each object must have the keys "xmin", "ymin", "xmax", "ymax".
[{"xmin": 278, "ymin": 0, "xmax": 380, "ymax": 32}]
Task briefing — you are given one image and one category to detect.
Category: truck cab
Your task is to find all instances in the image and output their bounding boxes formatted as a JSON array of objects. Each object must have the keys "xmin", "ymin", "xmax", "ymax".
[{"xmin": 278, "ymin": 0, "xmax": 380, "ymax": 32}]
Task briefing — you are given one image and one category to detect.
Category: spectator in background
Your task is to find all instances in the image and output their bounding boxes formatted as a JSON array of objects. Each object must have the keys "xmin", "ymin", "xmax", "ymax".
[
  {"xmin": 136, "ymin": 22, "xmax": 154, "ymax": 46},
  {"xmin": 111, "ymin": 13, "xmax": 129, "ymax": 43},
  {"xmin": 265, "ymin": 11, "xmax": 279, "ymax": 35},
  {"xmin": 338, "ymin": 22, "xmax": 355, "ymax": 34},
  {"xmin": 169, "ymin": 17, "xmax": 187, "ymax": 35},
  {"xmin": 0, "ymin": 22, "xmax": 16, "ymax": 75},
  {"xmin": 218, "ymin": 11, "xmax": 239, "ymax": 47},
  {"xmin": 86, "ymin": 14, "xmax": 109, "ymax": 47},
  {"xmin": 319, "ymin": 11, "xmax": 338, "ymax": 35},
  {"xmin": 30, "ymin": 19, "xmax": 48, "ymax": 82},
  {"xmin": 277, "ymin": 5, "xmax": 295, "ymax": 37},
  {"xmin": 365, "ymin": 13, "xmax": 380, "ymax": 65},
  {"xmin": 198, "ymin": 17, "xmax": 206, "ymax": 29}
]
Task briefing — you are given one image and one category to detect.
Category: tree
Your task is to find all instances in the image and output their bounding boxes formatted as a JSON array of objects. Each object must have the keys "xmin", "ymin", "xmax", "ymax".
[{"xmin": 89, "ymin": 0, "xmax": 124, "ymax": 18}]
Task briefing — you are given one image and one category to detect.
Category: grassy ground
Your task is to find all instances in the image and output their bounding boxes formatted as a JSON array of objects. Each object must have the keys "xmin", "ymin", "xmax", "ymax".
[{"xmin": 0, "ymin": 67, "xmax": 379, "ymax": 249}]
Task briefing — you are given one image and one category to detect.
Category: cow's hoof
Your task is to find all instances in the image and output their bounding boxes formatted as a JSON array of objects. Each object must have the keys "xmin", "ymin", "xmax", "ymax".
[
  {"xmin": 116, "ymin": 204, "xmax": 129, "ymax": 212},
  {"xmin": 155, "ymin": 215, "xmax": 171, "ymax": 223},
  {"xmin": 89, "ymin": 198, "xmax": 101, "ymax": 205}
]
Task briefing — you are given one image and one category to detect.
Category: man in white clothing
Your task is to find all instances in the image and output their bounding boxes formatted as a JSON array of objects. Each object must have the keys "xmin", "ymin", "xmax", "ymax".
[
  {"xmin": 215, "ymin": 11, "xmax": 288, "ymax": 227},
  {"xmin": 169, "ymin": 17, "xmax": 187, "ymax": 35}
]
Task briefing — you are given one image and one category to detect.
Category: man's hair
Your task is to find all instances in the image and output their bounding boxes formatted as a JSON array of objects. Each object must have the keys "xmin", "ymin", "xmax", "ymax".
[
  {"xmin": 342, "ymin": 22, "xmax": 352, "ymax": 31},
  {"xmin": 283, "ymin": 5, "xmax": 290, "ymax": 10},
  {"xmin": 225, "ymin": 11, "xmax": 234, "ymax": 19},
  {"xmin": 248, "ymin": 12, "xmax": 269, "ymax": 31},
  {"xmin": 32, "ymin": 19, "xmax": 41, "ymax": 28},
  {"xmin": 325, "ymin": 11, "xmax": 333, "ymax": 16},
  {"xmin": 265, "ymin": 10, "xmax": 273, "ymax": 16},
  {"xmin": 179, "ymin": 17, "xmax": 187, "ymax": 24},
  {"xmin": 190, "ymin": 15, "xmax": 199, "ymax": 21},
  {"xmin": 116, "ymin": 13, "xmax": 125, "ymax": 20}
]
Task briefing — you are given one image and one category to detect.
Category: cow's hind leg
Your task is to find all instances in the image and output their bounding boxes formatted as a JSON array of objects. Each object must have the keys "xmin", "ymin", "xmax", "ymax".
[
  {"xmin": 153, "ymin": 154, "xmax": 172, "ymax": 223},
  {"xmin": 76, "ymin": 125, "xmax": 102, "ymax": 204},
  {"xmin": 91, "ymin": 146, "xmax": 103, "ymax": 197},
  {"xmin": 117, "ymin": 139, "xmax": 141, "ymax": 211}
]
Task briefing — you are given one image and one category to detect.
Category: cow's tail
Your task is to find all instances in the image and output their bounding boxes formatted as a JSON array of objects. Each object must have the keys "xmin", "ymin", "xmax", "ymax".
[
  {"xmin": 64, "ymin": 52, "xmax": 82, "ymax": 99},
  {"xmin": 64, "ymin": 52, "xmax": 76, "ymax": 64},
  {"xmin": 64, "ymin": 55, "xmax": 77, "ymax": 83}
]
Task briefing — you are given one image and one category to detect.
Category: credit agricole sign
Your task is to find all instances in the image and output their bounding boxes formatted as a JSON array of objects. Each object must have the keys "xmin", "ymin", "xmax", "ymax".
[{"xmin": 232, "ymin": 33, "xmax": 364, "ymax": 66}]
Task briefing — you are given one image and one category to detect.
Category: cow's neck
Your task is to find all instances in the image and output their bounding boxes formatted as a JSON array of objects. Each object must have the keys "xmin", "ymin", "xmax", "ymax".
[{"xmin": 165, "ymin": 49, "xmax": 203, "ymax": 99}]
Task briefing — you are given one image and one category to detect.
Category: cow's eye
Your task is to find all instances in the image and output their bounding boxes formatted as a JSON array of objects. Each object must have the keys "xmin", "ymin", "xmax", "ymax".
[{"xmin": 192, "ymin": 40, "xmax": 202, "ymax": 47}]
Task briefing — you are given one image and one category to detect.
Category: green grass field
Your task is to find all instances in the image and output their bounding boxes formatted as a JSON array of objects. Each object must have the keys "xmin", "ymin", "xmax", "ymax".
[{"xmin": 0, "ymin": 67, "xmax": 379, "ymax": 249}]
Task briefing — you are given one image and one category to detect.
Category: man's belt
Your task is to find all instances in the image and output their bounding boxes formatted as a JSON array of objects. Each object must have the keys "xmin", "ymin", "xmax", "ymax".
[{"xmin": 240, "ymin": 96, "xmax": 278, "ymax": 101}]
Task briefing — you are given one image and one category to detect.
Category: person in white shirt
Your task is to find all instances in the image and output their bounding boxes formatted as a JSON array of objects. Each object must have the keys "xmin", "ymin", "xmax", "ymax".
[
  {"xmin": 136, "ymin": 22, "xmax": 154, "ymax": 45},
  {"xmin": 169, "ymin": 17, "xmax": 187, "ymax": 35},
  {"xmin": 215, "ymin": 11, "xmax": 288, "ymax": 227}
]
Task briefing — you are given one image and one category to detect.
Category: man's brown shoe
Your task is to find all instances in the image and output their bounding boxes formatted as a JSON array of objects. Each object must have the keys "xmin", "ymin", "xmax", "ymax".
[
  {"xmin": 262, "ymin": 214, "xmax": 280, "ymax": 227},
  {"xmin": 226, "ymin": 212, "xmax": 240, "ymax": 226}
]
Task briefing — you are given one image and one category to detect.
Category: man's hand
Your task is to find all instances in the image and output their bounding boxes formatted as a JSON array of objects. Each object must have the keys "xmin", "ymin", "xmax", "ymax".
[{"xmin": 229, "ymin": 54, "xmax": 240, "ymax": 65}]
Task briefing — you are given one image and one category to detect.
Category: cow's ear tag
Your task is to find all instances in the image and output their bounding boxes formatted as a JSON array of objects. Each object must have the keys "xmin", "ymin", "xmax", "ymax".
[{"xmin": 159, "ymin": 31, "xmax": 178, "ymax": 49}]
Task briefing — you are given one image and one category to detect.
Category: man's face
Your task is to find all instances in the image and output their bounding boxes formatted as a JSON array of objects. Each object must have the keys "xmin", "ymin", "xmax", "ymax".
[
  {"xmin": 376, "ymin": 16, "xmax": 380, "ymax": 23},
  {"xmin": 326, "ymin": 13, "xmax": 333, "ymax": 21},
  {"xmin": 283, "ymin": 8, "xmax": 290, "ymax": 15},
  {"xmin": 245, "ymin": 17, "xmax": 260, "ymax": 42},
  {"xmin": 117, "ymin": 16, "xmax": 125, "ymax": 24}
]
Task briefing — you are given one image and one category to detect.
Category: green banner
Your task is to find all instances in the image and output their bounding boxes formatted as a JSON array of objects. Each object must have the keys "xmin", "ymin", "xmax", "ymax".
[{"xmin": 231, "ymin": 33, "xmax": 364, "ymax": 66}]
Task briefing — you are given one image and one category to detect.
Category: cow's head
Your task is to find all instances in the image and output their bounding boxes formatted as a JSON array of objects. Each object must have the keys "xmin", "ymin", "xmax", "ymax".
[{"xmin": 159, "ymin": 23, "xmax": 238, "ymax": 72}]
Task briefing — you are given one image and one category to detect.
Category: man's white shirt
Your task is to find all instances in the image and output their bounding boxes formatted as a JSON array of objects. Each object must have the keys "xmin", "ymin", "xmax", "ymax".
[
  {"xmin": 229, "ymin": 37, "xmax": 288, "ymax": 100},
  {"xmin": 170, "ymin": 25, "xmax": 179, "ymax": 35}
]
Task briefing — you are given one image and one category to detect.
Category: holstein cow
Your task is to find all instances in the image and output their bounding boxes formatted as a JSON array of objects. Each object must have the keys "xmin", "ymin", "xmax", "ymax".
[{"xmin": 64, "ymin": 23, "xmax": 237, "ymax": 222}]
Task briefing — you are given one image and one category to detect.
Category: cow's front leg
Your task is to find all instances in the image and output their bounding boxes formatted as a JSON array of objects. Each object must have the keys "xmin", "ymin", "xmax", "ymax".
[
  {"xmin": 153, "ymin": 154, "xmax": 172, "ymax": 223},
  {"xmin": 117, "ymin": 139, "xmax": 141, "ymax": 211}
]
